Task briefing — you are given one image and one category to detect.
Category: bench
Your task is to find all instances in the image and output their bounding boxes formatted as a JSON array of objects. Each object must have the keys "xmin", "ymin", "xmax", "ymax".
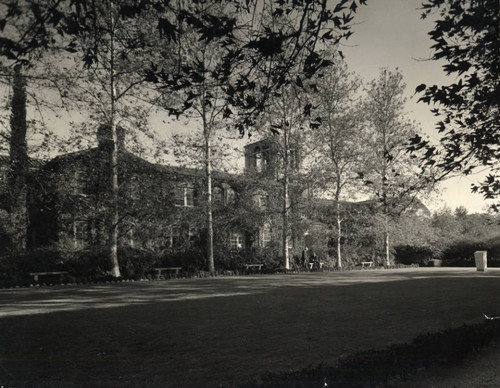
[
  {"xmin": 244, "ymin": 264, "xmax": 263, "ymax": 271},
  {"xmin": 361, "ymin": 261, "xmax": 374, "ymax": 268},
  {"xmin": 153, "ymin": 267, "xmax": 182, "ymax": 279},
  {"xmin": 308, "ymin": 262, "xmax": 325, "ymax": 270},
  {"xmin": 29, "ymin": 271, "xmax": 68, "ymax": 283}
]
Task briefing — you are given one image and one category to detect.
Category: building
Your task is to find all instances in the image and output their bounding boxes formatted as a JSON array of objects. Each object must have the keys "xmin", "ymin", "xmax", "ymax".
[{"xmin": 24, "ymin": 126, "xmax": 301, "ymax": 265}]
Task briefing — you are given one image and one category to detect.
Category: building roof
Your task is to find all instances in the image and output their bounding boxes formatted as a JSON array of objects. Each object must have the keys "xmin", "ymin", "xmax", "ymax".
[
  {"xmin": 0, "ymin": 154, "xmax": 46, "ymax": 169},
  {"xmin": 44, "ymin": 147, "xmax": 243, "ymax": 183}
]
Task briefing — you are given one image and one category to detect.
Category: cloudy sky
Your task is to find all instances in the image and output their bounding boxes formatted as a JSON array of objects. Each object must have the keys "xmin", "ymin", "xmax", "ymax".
[{"xmin": 342, "ymin": 0, "xmax": 494, "ymax": 213}]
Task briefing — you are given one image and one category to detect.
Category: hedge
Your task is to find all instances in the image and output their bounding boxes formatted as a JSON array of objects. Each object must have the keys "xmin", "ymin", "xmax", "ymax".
[{"xmin": 238, "ymin": 319, "xmax": 500, "ymax": 388}]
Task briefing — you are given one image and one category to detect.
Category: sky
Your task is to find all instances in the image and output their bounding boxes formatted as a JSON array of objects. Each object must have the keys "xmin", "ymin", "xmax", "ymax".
[{"xmin": 341, "ymin": 0, "xmax": 494, "ymax": 213}]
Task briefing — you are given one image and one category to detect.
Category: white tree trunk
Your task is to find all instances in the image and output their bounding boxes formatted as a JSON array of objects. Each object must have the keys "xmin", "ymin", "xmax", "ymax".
[
  {"xmin": 205, "ymin": 133, "xmax": 215, "ymax": 275},
  {"xmin": 108, "ymin": 0, "xmax": 121, "ymax": 277}
]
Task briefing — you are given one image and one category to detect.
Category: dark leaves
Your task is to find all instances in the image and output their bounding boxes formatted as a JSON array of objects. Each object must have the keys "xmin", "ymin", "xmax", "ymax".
[
  {"xmin": 157, "ymin": 18, "xmax": 177, "ymax": 42},
  {"xmin": 245, "ymin": 33, "xmax": 288, "ymax": 57},
  {"xmin": 415, "ymin": 83, "xmax": 426, "ymax": 94}
]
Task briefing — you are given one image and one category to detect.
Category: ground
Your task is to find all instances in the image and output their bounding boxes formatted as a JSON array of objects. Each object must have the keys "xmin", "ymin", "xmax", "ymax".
[{"xmin": 1, "ymin": 268, "xmax": 500, "ymax": 387}]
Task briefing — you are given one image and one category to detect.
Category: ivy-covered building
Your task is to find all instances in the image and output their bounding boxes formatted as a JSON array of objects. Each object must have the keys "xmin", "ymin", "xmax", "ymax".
[{"xmin": 26, "ymin": 126, "xmax": 303, "ymax": 265}]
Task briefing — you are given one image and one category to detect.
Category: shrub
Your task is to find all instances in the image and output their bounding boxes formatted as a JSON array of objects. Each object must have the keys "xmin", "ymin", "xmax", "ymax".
[
  {"xmin": 253, "ymin": 240, "xmax": 283, "ymax": 271},
  {"xmin": 214, "ymin": 249, "xmax": 249, "ymax": 271},
  {"xmin": 394, "ymin": 245, "xmax": 437, "ymax": 266},
  {"xmin": 158, "ymin": 249, "xmax": 206, "ymax": 273},
  {"xmin": 61, "ymin": 249, "xmax": 111, "ymax": 280},
  {"xmin": 440, "ymin": 238, "xmax": 500, "ymax": 267},
  {"xmin": 117, "ymin": 247, "xmax": 159, "ymax": 279},
  {"xmin": 240, "ymin": 320, "xmax": 500, "ymax": 388}
]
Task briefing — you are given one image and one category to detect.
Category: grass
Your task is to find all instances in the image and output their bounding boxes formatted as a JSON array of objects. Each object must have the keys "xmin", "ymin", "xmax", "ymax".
[{"xmin": 1, "ymin": 268, "xmax": 500, "ymax": 387}]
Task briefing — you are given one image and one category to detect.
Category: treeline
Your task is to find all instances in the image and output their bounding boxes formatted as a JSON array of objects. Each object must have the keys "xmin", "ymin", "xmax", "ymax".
[{"xmin": 394, "ymin": 206, "xmax": 500, "ymax": 267}]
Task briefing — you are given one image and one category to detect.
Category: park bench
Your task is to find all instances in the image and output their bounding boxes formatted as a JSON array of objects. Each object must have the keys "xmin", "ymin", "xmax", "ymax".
[
  {"xmin": 153, "ymin": 267, "xmax": 182, "ymax": 279},
  {"xmin": 308, "ymin": 262, "xmax": 325, "ymax": 271},
  {"xmin": 361, "ymin": 261, "xmax": 374, "ymax": 268},
  {"xmin": 244, "ymin": 263, "xmax": 263, "ymax": 272},
  {"xmin": 29, "ymin": 271, "xmax": 68, "ymax": 283}
]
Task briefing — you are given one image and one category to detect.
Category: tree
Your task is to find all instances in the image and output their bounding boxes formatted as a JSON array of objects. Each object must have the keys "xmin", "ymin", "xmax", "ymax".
[
  {"xmin": 257, "ymin": 82, "xmax": 310, "ymax": 270},
  {"xmin": 6, "ymin": 65, "xmax": 28, "ymax": 252},
  {"xmin": 415, "ymin": 0, "xmax": 500, "ymax": 209},
  {"xmin": 146, "ymin": 0, "xmax": 366, "ymax": 273},
  {"xmin": 43, "ymin": 1, "xmax": 158, "ymax": 277},
  {"xmin": 362, "ymin": 69, "xmax": 428, "ymax": 266},
  {"xmin": 309, "ymin": 54, "xmax": 363, "ymax": 268},
  {"xmin": 1, "ymin": 0, "xmax": 163, "ymax": 275},
  {"xmin": 1, "ymin": 0, "xmax": 365, "ymax": 275}
]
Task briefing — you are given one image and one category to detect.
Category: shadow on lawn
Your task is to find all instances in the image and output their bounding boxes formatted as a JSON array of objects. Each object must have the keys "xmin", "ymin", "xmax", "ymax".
[
  {"xmin": 1, "ymin": 268, "xmax": 497, "ymax": 318},
  {"xmin": 1, "ymin": 269, "xmax": 500, "ymax": 387}
]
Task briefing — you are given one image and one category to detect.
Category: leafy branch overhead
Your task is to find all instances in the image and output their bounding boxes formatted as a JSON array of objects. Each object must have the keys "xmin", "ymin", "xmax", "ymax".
[
  {"xmin": 141, "ymin": 0, "xmax": 366, "ymax": 134},
  {"xmin": 2, "ymin": 0, "xmax": 365, "ymax": 133},
  {"xmin": 414, "ymin": 0, "xmax": 500, "ymax": 206}
]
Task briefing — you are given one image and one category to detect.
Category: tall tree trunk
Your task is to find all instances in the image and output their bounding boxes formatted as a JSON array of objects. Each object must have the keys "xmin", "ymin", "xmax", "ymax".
[
  {"xmin": 205, "ymin": 130, "xmax": 215, "ymax": 275},
  {"xmin": 336, "ymin": 197, "xmax": 342, "ymax": 269},
  {"xmin": 8, "ymin": 64, "xmax": 28, "ymax": 252},
  {"xmin": 282, "ymin": 128, "xmax": 290, "ymax": 270},
  {"xmin": 382, "ymin": 129, "xmax": 391, "ymax": 267},
  {"xmin": 201, "ymin": 77, "xmax": 215, "ymax": 275},
  {"xmin": 385, "ymin": 229, "xmax": 390, "ymax": 267},
  {"xmin": 108, "ymin": 0, "xmax": 121, "ymax": 277}
]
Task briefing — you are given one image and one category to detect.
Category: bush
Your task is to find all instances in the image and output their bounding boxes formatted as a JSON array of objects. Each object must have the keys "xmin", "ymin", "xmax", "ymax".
[
  {"xmin": 253, "ymin": 240, "xmax": 283, "ymax": 271},
  {"xmin": 118, "ymin": 247, "xmax": 158, "ymax": 279},
  {"xmin": 214, "ymin": 249, "xmax": 249, "ymax": 271},
  {"xmin": 394, "ymin": 245, "xmax": 437, "ymax": 266},
  {"xmin": 158, "ymin": 249, "xmax": 206, "ymax": 273},
  {"xmin": 441, "ymin": 238, "xmax": 500, "ymax": 267},
  {"xmin": 0, "ymin": 247, "xmax": 65, "ymax": 286},
  {"xmin": 240, "ymin": 320, "xmax": 500, "ymax": 388}
]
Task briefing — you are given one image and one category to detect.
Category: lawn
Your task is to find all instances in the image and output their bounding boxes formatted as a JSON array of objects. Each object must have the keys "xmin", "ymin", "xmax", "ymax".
[{"xmin": 1, "ymin": 268, "xmax": 500, "ymax": 387}]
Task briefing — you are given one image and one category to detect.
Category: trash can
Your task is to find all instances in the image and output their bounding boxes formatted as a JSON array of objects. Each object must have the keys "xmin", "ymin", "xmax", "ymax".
[{"xmin": 474, "ymin": 251, "xmax": 487, "ymax": 271}]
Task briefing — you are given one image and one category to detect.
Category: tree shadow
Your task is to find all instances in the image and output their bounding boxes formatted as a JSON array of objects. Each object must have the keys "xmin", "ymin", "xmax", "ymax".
[{"xmin": 1, "ymin": 268, "xmax": 499, "ymax": 387}]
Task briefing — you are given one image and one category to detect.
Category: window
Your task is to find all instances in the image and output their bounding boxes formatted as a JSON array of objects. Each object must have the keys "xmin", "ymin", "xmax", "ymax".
[
  {"xmin": 213, "ymin": 186, "xmax": 223, "ymax": 203},
  {"xmin": 173, "ymin": 187, "xmax": 185, "ymax": 206},
  {"xmin": 73, "ymin": 220, "xmax": 88, "ymax": 248},
  {"xmin": 74, "ymin": 170, "xmax": 89, "ymax": 195},
  {"xmin": 230, "ymin": 232, "xmax": 245, "ymax": 250},
  {"xmin": 173, "ymin": 185, "xmax": 197, "ymax": 207},
  {"xmin": 170, "ymin": 226, "xmax": 198, "ymax": 249},
  {"xmin": 185, "ymin": 187, "xmax": 196, "ymax": 207},
  {"xmin": 262, "ymin": 224, "xmax": 272, "ymax": 247},
  {"xmin": 254, "ymin": 147, "xmax": 263, "ymax": 172},
  {"xmin": 253, "ymin": 191, "xmax": 268, "ymax": 209},
  {"xmin": 171, "ymin": 226, "xmax": 183, "ymax": 248},
  {"xmin": 226, "ymin": 187, "xmax": 235, "ymax": 205}
]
